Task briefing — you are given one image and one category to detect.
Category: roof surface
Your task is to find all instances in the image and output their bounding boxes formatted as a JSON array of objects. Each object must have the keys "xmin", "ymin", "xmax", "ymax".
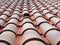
[{"xmin": 0, "ymin": 0, "xmax": 60, "ymax": 45}]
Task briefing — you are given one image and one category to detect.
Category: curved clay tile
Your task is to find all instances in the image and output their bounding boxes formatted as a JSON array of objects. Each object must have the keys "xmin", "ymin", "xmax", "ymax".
[
  {"xmin": 3, "ymin": 11, "xmax": 11, "ymax": 16},
  {"xmin": 36, "ymin": 3, "xmax": 40, "ymax": 6},
  {"xmin": 0, "ymin": 15, "xmax": 7, "ymax": 27},
  {"xmin": 0, "ymin": 14, "xmax": 7, "ymax": 20},
  {"xmin": 21, "ymin": 18, "xmax": 35, "ymax": 33},
  {"xmin": 29, "ymin": 5, "xmax": 35, "ymax": 9},
  {"xmin": 1, "ymin": 6, "xmax": 7, "ymax": 10},
  {"xmin": 22, "ymin": 10, "xmax": 29, "ymax": 16},
  {"xmin": 22, "ymin": 30, "xmax": 47, "ymax": 45},
  {"xmin": 56, "ymin": 11, "xmax": 60, "ymax": 17},
  {"xmin": 3, "ymin": 24, "xmax": 17, "ymax": 34},
  {"xmin": 14, "ymin": 8, "xmax": 21, "ymax": 12},
  {"xmin": 42, "ymin": 10, "xmax": 50, "ymax": 15},
  {"xmin": 10, "ymin": 14, "xmax": 19, "ymax": 20},
  {"xmin": 50, "ymin": 17, "xmax": 60, "ymax": 28},
  {"xmin": 8, "ymin": 19, "xmax": 18, "ymax": 25},
  {"xmin": 45, "ymin": 5, "xmax": 51, "ymax": 9},
  {"xmin": 38, "ymin": 5, "xmax": 42, "ymax": 9},
  {"xmin": 30, "ymin": 7, "xmax": 36, "ymax": 11},
  {"xmin": 6, "ymin": 8, "xmax": 14, "ymax": 13},
  {"xmin": 22, "ymin": 17, "xmax": 32, "ymax": 24},
  {"xmin": 45, "ymin": 13, "xmax": 55, "ymax": 20},
  {"xmin": 40, "ymin": 7, "xmax": 46, "ymax": 12},
  {"xmin": 46, "ymin": 30, "xmax": 60, "ymax": 45},
  {"xmin": 51, "ymin": 9, "xmax": 59, "ymax": 14},
  {"xmin": 31, "ymin": 9, "xmax": 39, "ymax": 15},
  {"xmin": 33, "ymin": 13, "xmax": 42, "ymax": 19},
  {"xmin": 16, "ymin": 6, "xmax": 22, "ymax": 10},
  {"xmin": 0, "ymin": 19, "xmax": 5, "ymax": 27},
  {"xmin": 0, "ymin": 31, "xmax": 16, "ymax": 45},
  {"xmin": 0, "ymin": 8, "xmax": 6, "ymax": 14},
  {"xmin": 13, "ymin": 11, "xmax": 20, "ymax": 15},
  {"xmin": 35, "ymin": 17, "xmax": 47, "ymax": 26}
]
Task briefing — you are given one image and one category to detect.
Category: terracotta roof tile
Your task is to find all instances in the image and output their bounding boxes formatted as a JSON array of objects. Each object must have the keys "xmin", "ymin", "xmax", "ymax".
[{"xmin": 0, "ymin": 0, "xmax": 60, "ymax": 45}]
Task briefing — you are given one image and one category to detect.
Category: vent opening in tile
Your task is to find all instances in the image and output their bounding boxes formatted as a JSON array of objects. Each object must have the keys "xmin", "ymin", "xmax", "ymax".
[
  {"xmin": 23, "ymin": 13, "xmax": 30, "ymax": 17},
  {"xmin": 57, "ymin": 41, "xmax": 60, "ymax": 45}
]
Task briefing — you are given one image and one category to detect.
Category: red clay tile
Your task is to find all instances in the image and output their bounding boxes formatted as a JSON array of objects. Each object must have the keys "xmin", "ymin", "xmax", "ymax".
[
  {"xmin": 22, "ymin": 30, "xmax": 47, "ymax": 45},
  {"xmin": 0, "ymin": 31, "xmax": 16, "ymax": 45}
]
